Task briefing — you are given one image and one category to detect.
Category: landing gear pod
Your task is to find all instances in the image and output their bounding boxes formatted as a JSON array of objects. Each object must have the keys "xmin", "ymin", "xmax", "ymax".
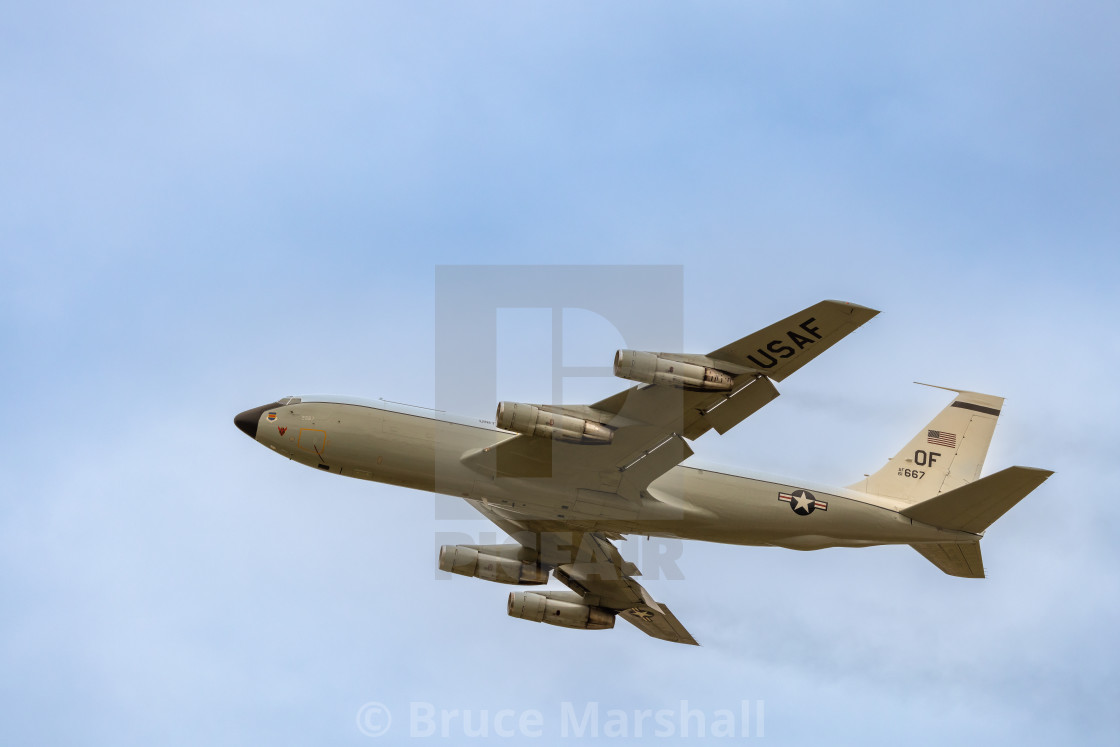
[{"xmin": 614, "ymin": 350, "xmax": 734, "ymax": 391}]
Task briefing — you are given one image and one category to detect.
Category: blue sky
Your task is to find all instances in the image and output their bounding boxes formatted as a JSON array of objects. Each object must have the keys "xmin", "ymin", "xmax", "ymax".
[{"xmin": 3, "ymin": 2, "xmax": 1118, "ymax": 744}]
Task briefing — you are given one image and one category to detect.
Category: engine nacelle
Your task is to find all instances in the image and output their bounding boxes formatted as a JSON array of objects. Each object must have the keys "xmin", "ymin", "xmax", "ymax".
[
  {"xmin": 507, "ymin": 591, "xmax": 615, "ymax": 631},
  {"xmin": 614, "ymin": 350, "xmax": 734, "ymax": 391},
  {"xmin": 439, "ymin": 545, "xmax": 550, "ymax": 585},
  {"xmin": 495, "ymin": 402, "xmax": 613, "ymax": 445}
]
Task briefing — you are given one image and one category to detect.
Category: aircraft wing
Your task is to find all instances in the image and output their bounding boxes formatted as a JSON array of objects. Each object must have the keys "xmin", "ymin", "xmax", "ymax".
[
  {"xmin": 465, "ymin": 300, "xmax": 878, "ymax": 501},
  {"xmin": 470, "ymin": 501, "xmax": 699, "ymax": 645},
  {"xmin": 552, "ymin": 548, "xmax": 699, "ymax": 645}
]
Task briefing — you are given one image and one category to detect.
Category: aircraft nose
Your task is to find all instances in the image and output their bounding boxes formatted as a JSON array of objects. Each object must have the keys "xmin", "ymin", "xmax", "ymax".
[
  {"xmin": 234, "ymin": 409, "xmax": 259, "ymax": 439},
  {"xmin": 233, "ymin": 402, "xmax": 282, "ymax": 440}
]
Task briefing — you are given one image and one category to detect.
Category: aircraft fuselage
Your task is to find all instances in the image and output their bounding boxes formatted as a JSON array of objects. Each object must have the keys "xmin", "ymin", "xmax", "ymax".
[{"xmin": 237, "ymin": 396, "xmax": 974, "ymax": 550}]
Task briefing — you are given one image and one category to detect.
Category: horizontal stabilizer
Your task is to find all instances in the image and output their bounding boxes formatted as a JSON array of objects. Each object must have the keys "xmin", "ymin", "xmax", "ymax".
[
  {"xmin": 901, "ymin": 466, "xmax": 1053, "ymax": 534},
  {"xmin": 911, "ymin": 541, "xmax": 985, "ymax": 578}
]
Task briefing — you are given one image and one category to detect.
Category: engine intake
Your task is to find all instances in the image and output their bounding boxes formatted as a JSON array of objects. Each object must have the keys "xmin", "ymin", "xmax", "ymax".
[
  {"xmin": 439, "ymin": 545, "xmax": 549, "ymax": 585},
  {"xmin": 496, "ymin": 402, "xmax": 613, "ymax": 445},
  {"xmin": 507, "ymin": 591, "xmax": 615, "ymax": 631},
  {"xmin": 614, "ymin": 350, "xmax": 734, "ymax": 391}
]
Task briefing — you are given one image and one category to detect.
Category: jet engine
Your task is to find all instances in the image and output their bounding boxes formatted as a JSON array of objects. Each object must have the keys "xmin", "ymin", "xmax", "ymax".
[
  {"xmin": 438, "ymin": 544, "xmax": 549, "ymax": 585},
  {"xmin": 614, "ymin": 350, "xmax": 734, "ymax": 391},
  {"xmin": 507, "ymin": 590, "xmax": 615, "ymax": 630},
  {"xmin": 495, "ymin": 402, "xmax": 613, "ymax": 445}
]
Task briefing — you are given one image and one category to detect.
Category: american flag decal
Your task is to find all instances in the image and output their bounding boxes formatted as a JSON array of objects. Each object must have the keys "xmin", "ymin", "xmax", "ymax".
[{"xmin": 928, "ymin": 430, "xmax": 956, "ymax": 448}]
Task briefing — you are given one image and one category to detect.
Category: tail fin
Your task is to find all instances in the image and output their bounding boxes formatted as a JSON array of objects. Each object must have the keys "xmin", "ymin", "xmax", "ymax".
[{"xmin": 851, "ymin": 384, "xmax": 1005, "ymax": 504}]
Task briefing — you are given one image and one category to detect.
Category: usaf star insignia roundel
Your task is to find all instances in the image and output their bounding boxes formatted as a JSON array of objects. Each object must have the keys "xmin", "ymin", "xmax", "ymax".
[{"xmin": 778, "ymin": 489, "xmax": 828, "ymax": 516}]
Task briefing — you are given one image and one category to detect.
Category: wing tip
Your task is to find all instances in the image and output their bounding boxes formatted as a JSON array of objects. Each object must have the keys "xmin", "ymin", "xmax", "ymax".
[
  {"xmin": 823, "ymin": 299, "xmax": 881, "ymax": 319},
  {"xmin": 1011, "ymin": 465, "xmax": 1056, "ymax": 480}
]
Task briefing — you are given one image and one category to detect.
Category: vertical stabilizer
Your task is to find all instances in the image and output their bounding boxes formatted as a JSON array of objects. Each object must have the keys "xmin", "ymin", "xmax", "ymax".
[{"xmin": 851, "ymin": 385, "xmax": 1004, "ymax": 504}]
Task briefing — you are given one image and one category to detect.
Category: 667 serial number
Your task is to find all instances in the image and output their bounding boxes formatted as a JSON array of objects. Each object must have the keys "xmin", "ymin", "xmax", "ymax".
[{"xmin": 898, "ymin": 450, "xmax": 941, "ymax": 480}]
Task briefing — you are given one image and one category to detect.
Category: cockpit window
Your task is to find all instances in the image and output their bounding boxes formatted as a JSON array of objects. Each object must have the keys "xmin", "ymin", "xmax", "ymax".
[{"xmin": 276, "ymin": 396, "xmax": 302, "ymax": 405}]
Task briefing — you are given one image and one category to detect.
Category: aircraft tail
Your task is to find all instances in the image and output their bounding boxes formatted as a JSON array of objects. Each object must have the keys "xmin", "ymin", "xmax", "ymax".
[
  {"xmin": 904, "ymin": 466, "xmax": 1053, "ymax": 577},
  {"xmin": 850, "ymin": 384, "xmax": 1005, "ymax": 504},
  {"xmin": 901, "ymin": 466, "xmax": 1054, "ymax": 535},
  {"xmin": 854, "ymin": 386, "xmax": 1055, "ymax": 578}
]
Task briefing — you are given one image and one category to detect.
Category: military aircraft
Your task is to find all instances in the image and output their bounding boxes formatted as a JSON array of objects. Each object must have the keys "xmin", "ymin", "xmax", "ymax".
[{"xmin": 234, "ymin": 300, "xmax": 1052, "ymax": 645}]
